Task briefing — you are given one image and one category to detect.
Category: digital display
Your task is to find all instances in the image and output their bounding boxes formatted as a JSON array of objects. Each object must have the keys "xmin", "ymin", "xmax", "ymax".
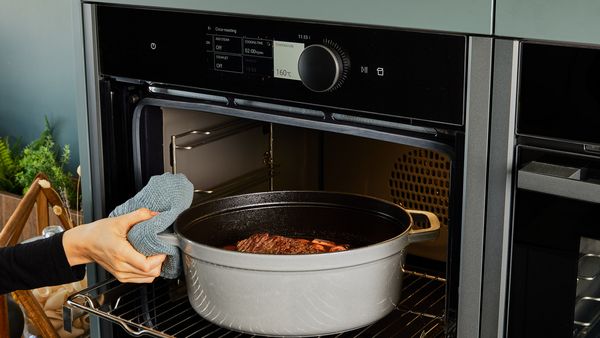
[
  {"xmin": 273, "ymin": 41, "xmax": 305, "ymax": 81},
  {"xmin": 206, "ymin": 28, "xmax": 305, "ymax": 80},
  {"xmin": 243, "ymin": 38, "xmax": 272, "ymax": 57},
  {"xmin": 214, "ymin": 54, "xmax": 243, "ymax": 73},
  {"xmin": 214, "ymin": 36, "xmax": 242, "ymax": 54}
]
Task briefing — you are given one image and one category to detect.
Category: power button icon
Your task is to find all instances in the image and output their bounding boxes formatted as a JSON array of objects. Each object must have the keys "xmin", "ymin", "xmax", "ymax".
[{"xmin": 150, "ymin": 42, "xmax": 157, "ymax": 50}]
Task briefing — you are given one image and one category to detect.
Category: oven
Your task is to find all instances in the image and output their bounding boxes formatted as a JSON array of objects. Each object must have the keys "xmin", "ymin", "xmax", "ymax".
[
  {"xmin": 507, "ymin": 42, "xmax": 600, "ymax": 337},
  {"xmin": 67, "ymin": 3, "xmax": 500, "ymax": 337}
]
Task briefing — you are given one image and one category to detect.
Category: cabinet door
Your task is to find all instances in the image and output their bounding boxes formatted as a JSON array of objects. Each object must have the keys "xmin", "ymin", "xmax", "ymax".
[
  {"xmin": 94, "ymin": 0, "xmax": 493, "ymax": 34},
  {"xmin": 496, "ymin": 0, "xmax": 600, "ymax": 45}
]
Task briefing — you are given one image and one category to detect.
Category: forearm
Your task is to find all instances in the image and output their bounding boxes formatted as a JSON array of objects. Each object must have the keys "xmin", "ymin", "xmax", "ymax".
[
  {"xmin": 62, "ymin": 223, "xmax": 93, "ymax": 266},
  {"xmin": 0, "ymin": 232, "xmax": 85, "ymax": 294}
]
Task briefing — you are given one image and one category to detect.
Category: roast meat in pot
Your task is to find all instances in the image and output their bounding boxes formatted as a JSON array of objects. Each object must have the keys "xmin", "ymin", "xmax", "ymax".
[{"xmin": 161, "ymin": 190, "xmax": 440, "ymax": 336}]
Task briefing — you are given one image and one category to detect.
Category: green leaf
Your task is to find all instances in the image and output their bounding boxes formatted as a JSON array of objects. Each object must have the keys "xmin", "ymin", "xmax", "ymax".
[
  {"xmin": 13, "ymin": 116, "xmax": 77, "ymax": 208},
  {"xmin": 0, "ymin": 137, "xmax": 20, "ymax": 193}
]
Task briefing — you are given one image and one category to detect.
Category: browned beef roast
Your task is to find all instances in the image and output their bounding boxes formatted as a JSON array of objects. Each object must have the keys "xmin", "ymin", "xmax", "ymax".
[{"xmin": 236, "ymin": 233, "xmax": 322, "ymax": 254}]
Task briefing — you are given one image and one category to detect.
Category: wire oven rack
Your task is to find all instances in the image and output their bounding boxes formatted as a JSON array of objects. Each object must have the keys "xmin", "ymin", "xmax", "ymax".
[
  {"xmin": 574, "ymin": 253, "xmax": 600, "ymax": 337},
  {"xmin": 65, "ymin": 269, "xmax": 446, "ymax": 338}
]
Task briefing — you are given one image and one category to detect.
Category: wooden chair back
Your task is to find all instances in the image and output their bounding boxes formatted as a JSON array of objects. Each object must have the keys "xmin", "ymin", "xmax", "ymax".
[{"xmin": 0, "ymin": 173, "xmax": 76, "ymax": 338}]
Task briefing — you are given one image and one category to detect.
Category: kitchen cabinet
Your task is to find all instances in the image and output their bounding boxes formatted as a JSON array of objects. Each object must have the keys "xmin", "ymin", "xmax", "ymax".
[
  {"xmin": 90, "ymin": 0, "xmax": 493, "ymax": 34},
  {"xmin": 496, "ymin": 0, "xmax": 600, "ymax": 45}
]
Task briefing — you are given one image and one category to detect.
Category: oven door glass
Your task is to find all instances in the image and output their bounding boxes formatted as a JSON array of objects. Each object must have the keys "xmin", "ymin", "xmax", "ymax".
[
  {"xmin": 517, "ymin": 42, "xmax": 600, "ymax": 146},
  {"xmin": 508, "ymin": 146, "xmax": 600, "ymax": 337}
]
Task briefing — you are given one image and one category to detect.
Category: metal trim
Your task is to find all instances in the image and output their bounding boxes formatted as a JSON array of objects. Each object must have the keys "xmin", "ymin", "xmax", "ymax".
[
  {"xmin": 457, "ymin": 36, "xmax": 493, "ymax": 338},
  {"xmin": 81, "ymin": 4, "xmax": 107, "ymax": 338},
  {"xmin": 518, "ymin": 162, "xmax": 600, "ymax": 204},
  {"xmin": 481, "ymin": 39, "xmax": 519, "ymax": 338},
  {"xmin": 82, "ymin": 4, "xmax": 104, "ymax": 221}
]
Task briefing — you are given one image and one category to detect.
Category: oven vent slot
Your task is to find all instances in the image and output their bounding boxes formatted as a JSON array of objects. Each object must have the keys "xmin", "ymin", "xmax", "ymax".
[
  {"xmin": 331, "ymin": 113, "xmax": 439, "ymax": 136},
  {"xmin": 389, "ymin": 149, "xmax": 450, "ymax": 224},
  {"xmin": 149, "ymin": 86, "xmax": 229, "ymax": 105},
  {"xmin": 234, "ymin": 98, "xmax": 326, "ymax": 119},
  {"xmin": 64, "ymin": 269, "xmax": 446, "ymax": 338},
  {"xmin": 389, "ymin": 148, "xmax": 451, "ymax": 262}
]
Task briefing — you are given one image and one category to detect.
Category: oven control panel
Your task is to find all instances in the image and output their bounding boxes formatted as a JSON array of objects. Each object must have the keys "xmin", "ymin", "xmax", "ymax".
[
  {"xmin": 206, "ymin": 25, "xmax": 352, "ymax": 93},
  {"xmin": 97, "ymin": 6, "xmax": 467, "ymax": 126}
]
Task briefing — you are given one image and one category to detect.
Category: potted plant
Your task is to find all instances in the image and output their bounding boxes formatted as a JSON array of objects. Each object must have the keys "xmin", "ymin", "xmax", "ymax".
[
  {"xmin": 1, "ymin": 118, "xmax": 88, "ymax": 338},
  {"xmin": 0, "ymin": 118, "xmax": 81, "ymax": 238}
]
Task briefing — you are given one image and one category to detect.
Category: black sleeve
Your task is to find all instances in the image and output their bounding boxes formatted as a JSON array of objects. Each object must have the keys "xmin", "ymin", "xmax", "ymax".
[{"xmin": 0, "ymin": 232, "xmax": 86, "ymax": 294}]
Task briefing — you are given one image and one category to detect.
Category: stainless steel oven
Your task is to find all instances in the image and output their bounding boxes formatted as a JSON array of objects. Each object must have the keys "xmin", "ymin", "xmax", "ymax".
[
  {"xmin": 68, "ymin": 3, "xmax": 500, "ymax": 337},
  {"xmin": 507, "ymin": 42, "xmax": 600, "ymax": 337}
]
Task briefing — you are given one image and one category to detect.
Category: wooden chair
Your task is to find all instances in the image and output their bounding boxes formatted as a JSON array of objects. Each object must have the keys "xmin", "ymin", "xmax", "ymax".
[{"xmin": 0, "ymin": 173, "xmax": 76, "ymax": 338}]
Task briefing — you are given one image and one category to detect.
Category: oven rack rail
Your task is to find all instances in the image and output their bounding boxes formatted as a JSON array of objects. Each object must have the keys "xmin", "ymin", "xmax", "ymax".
[
  {"xmin": 574, "ymin": 253, "xmax": 600, "ymax": 337},
  {"xmin": 64, "ymin": 269, "xmax": 446, "ymax": 338},
  {"xmin": 169, "ymin": 120, "xmax": 275, "ymax": 197}
]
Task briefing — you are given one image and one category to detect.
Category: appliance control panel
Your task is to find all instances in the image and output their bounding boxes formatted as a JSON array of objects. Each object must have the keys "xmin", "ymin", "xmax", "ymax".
[
  {"xmin": 97, "ymin": 5, "xmax": 466, "ymax": 126},
  {"xmin": 207, "ymin": 29, "xmax": 350, "ymax": 93}
]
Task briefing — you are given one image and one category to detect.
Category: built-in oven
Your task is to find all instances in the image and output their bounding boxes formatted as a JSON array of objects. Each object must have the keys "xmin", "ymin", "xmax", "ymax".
[
  {"xmin": 67, "ymin": 4, "xmax": 499, "ymax": 337},
  {"xmin": 507, "ymin": 42, "xmax": 600, "ymax": 337}
]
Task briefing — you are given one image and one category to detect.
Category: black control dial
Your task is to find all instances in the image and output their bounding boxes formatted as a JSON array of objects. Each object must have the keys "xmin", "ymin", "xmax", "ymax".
[{"xmin": 297, "ymin": 41, "xmax": 350, "ymax": 92}]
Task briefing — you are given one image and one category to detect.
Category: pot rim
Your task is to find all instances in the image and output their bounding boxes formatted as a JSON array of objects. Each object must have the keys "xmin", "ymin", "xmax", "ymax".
[{"xmin": 174, "ymin": 191, "xmax": 419, "ymax": 271}]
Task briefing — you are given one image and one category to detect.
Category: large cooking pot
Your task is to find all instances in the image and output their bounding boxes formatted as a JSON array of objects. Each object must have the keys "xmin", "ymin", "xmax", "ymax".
[{"xmin": 159, "ymin": 191, "xmax": 440, "ymax": 336}]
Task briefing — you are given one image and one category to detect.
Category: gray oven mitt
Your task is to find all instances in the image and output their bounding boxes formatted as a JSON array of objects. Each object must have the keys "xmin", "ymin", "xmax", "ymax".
[{"xmin": 109, "ymin": 172, "xmax": 194, "ymax": 279}]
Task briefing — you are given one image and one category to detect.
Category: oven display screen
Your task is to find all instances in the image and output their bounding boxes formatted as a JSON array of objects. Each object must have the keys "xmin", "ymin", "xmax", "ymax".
[
  {"xmin": 208, "ymin": 27, "xmax": 272, "ymax": 76},
  {"xmin": 208, "ymin": 27, "xmax": 305, "ymax": 80},
  {"xmin": 273, "ymin": 41, "xmax": 304, "ymax": 81}
]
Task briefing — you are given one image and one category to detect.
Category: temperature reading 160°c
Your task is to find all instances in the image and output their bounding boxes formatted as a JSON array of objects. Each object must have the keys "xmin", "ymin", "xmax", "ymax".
[
  {"xmin": 273, "ymin": 40, "xmax": 304, "ymax": 81},
  {"xmin": 275, "ymin": 68, "xmax": 292, "ymax": 78}
]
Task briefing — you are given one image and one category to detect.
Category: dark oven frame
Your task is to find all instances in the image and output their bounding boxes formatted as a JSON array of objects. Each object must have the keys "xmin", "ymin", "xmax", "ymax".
[
  {"xmin": 75, "ymin": 3, "xmax": 511, "ymax": 337},
  {"xmin": 506, "ymin": 39, "xmax": 600, "ymax": 337}
]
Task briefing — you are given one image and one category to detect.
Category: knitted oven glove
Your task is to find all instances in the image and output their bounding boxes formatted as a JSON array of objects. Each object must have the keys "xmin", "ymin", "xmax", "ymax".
[{"xmin": 109, "ymin": 172, "xmax": 194, "ymax": 279}]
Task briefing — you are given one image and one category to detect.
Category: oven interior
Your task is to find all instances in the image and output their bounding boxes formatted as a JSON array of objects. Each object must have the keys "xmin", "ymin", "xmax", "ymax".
[
  {"xmin": 66, "ymin": 93, "xmax": 462, "ymax": 337},
  {"xmin": 162, "ymin": 107, "xmax": 451, "ymax": 262}
]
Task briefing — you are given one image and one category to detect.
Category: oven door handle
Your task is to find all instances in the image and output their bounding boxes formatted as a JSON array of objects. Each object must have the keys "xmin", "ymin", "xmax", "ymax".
[{"xmin": 518, "ymin": 161, "xmax": 600, "ymax": 203}]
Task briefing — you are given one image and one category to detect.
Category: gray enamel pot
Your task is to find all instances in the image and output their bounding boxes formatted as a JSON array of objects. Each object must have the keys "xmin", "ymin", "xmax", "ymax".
[{"xmin": 160, "ymin": 191, "xmax": 439, "ymax": 337}]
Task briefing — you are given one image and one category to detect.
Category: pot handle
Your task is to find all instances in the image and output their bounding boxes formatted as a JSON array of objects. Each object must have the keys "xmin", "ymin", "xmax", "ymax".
[
  {"xmin": 157, "ymin": 232, "xmax": 180, "ymax": 247},
  {"xmin": 405, "ymin": 210, "xmax": 441, "ymax": 244}
]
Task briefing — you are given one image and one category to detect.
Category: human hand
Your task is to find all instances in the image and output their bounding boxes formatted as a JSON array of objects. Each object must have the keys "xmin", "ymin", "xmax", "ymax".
[{"xmin": 62, "ymin": 208, "xmax": 167, "ymax": 283}]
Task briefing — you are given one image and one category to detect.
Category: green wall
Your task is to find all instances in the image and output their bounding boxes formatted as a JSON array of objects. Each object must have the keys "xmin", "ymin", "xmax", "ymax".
[
  {"xmin": 496, "ymin": 0, "xmax": 600, "ymax": 46},
  {"xmin": 91, "ymin": 0, "xmax": 494, "ymax": 34},
  {"xmin": 0, "ymin": 0, "xmax": 79, "ymax": 172},
  {"xmin": 2, "ymin": 0, "xmax": 599, "ymax": 178}
]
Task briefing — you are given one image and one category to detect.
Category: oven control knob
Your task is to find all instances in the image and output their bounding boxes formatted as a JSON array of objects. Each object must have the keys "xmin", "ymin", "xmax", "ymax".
[{"xmin": 298, "ymin": 41, "xmax": 350, "ymax": 92}]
